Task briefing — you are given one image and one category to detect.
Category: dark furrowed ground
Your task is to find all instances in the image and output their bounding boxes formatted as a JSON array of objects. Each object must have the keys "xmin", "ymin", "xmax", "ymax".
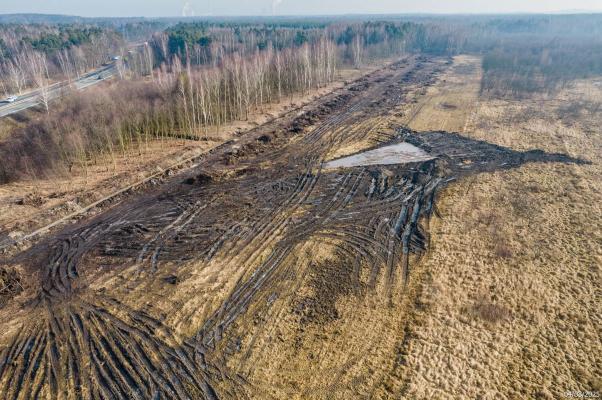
[{"xmin": 0, "ymin": 55, "xmax": 585, "ymax": 399}]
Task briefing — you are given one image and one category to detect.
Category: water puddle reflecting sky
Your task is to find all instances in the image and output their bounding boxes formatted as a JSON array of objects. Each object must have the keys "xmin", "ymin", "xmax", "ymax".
[{"xmin": 324, "ymin": 142, "xmax": 435, "ymax": 169}]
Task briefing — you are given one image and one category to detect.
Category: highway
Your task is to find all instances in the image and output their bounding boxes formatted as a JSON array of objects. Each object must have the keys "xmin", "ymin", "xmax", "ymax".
[{"xmin": 0, "ymin": 63, "xmax": 117, "ymax": 118}]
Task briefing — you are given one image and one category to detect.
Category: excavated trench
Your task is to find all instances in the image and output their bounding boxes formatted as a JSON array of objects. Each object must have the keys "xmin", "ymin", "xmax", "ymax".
[{"xmin": 0, "ymin": 55, "xmax": 586, "ymax": 399}]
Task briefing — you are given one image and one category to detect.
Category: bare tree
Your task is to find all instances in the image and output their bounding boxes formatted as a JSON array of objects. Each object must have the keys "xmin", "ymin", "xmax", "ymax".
[
  {"xmin": 0, "ymin": 66, "xmax": 7, "ymax": 97},
  {"xmin": 275, "ymin": 50, "xmax": 283, "ymax": 101},
  {"xmin": 353, "ymin": 35, "xmax": 363, "ymax": 69},
  {"xmin": 5, "ymin": 58, "xmax": 27, "ymax": 94},
  {"xmin": 115, "ymin": 58, "xmax": 125, "ymax": 80},
  {"xmin": 71, "ymin": 47, "xmax": 88, "ymax": 78},
  {"xmin": 144, "ymin": 44, "xmax": 154, "ymax": 79},
  {"xmin": 26, "ymin": 51, "xmax": 51, "ymax": 113},
  {"xmin": 57, "ymin": 48, "xmax": 75, "ymax": 82}
]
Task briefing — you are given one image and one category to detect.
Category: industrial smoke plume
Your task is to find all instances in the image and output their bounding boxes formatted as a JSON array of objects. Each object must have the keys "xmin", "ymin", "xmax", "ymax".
[
  {"xmin": 272, "ymin": 0, "xmax": 284, "ymax": 15},
  {"xmin": 182, "ymin": 1, "xmax": 194, "ymax": 17}
]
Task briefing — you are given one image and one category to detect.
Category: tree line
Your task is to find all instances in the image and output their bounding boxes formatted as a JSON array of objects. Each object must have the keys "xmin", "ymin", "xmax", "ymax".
[
  {"xmin": 0, "ymin": 20, "xmax": 418, "ymax": 182},
  {"xmin": 3, "ymin": 15, "xmax": 602, "ymax": 182}
]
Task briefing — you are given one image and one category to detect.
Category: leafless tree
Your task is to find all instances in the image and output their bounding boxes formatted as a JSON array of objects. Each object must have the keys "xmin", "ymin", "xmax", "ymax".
[
  {"xmin": 353, "ymin": 35, "xmax": 363, "ymax": 69},
  {"xmin": 57, "ymin": 48, "xmax": 75, "ymax": 82},
  {"xmin": 26, "ymin": 51, "xmax": 51, "ymax": 113},
  {"xmin": 5, "ymin": 57, "xmax": 27, "ymax": 94}
]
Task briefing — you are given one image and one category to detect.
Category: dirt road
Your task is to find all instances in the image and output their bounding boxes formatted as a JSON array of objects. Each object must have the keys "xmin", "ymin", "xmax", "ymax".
[{"xmin": 0, "ymin": 55, "xmax": 584, "ymax": 399}]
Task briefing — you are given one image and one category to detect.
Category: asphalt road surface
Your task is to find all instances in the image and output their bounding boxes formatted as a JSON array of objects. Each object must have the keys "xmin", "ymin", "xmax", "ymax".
[{"xmin": 0, "ymin": 63, "xmax": 117, "ymax": 118}]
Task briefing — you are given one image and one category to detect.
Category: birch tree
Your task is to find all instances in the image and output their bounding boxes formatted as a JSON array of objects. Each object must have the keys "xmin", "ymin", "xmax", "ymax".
[{"xmin": 27, "ymin": 51, "xmax": 51, "ymax": 113}]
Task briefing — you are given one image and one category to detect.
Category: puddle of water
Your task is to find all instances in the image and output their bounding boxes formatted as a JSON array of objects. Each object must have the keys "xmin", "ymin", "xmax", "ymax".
[{"xmin": 324, "ymin": 142, "xmax": 435, "ymax": 169}]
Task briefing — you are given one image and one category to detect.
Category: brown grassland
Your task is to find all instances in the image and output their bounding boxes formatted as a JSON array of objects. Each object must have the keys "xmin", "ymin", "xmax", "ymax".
[
  {"xmin": 219, "ymin": 56, "xmax": 601, "ymax": 399},
  {"xmin": 0, "ymin": 54, "xmax": 599, "ymax": 400},
  {"xmin": 395, "ymin": 56, "xmax": 601, "ymax": 399}
]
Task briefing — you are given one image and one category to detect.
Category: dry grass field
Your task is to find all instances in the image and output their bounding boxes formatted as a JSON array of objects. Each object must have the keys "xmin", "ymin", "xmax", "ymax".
[
  {"xmin": 234, "ymin": 56, "xmax": 601, "ymax": 399},
  {"xmin": 0, "ymin": 53, "xmax": 598, "ymax": 399},
  {"xmin": 394, "ymin": 56, "xmax": 601, "ymax": 399}
]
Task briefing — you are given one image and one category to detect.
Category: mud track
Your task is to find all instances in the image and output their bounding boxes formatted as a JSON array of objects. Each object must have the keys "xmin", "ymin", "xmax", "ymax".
[{"xmin": 0, "ymin": 55, "xmax": 585, "ymax": 399}]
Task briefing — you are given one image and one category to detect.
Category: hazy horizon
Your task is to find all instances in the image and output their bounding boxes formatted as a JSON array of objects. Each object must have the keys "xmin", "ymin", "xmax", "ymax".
[{"xmin": 1, "ymin": 0, "xmax": 602, "ymax": 18}]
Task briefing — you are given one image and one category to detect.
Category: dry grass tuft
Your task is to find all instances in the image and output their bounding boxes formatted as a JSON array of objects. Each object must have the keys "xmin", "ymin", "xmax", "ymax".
[
  {"xmin": 468, "ymin": 296, "xmax": 511, "ymax": 324},
  {"xmin": 0, "ymin": 266, "xmax": 23, "ymax": 305},
  {"xmin": 494, "ymin": 241, "xmax": 513, "ymax": 259}
]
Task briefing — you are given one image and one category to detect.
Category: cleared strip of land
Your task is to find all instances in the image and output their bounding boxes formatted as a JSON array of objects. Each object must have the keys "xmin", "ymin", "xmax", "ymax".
[{"xmin": 0, "ymin": 55, "xmax": 596, "ymax": 399}]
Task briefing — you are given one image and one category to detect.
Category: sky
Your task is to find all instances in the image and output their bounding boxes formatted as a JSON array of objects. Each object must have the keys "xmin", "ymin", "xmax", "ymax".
[{"xmin": 1, "ymin": 0, "xmax": 602, "ymax": 18}]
